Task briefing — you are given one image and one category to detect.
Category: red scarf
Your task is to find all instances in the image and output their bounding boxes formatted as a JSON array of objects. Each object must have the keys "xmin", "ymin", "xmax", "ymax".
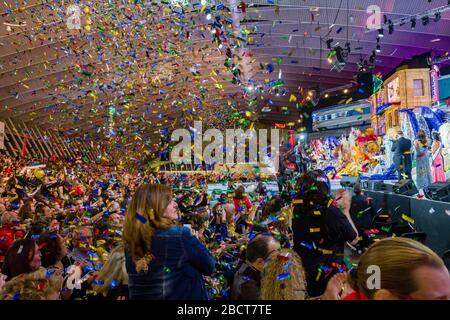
[{"xmin": 342, "ymin": 290, "xmax": 369, "ymax": 300}]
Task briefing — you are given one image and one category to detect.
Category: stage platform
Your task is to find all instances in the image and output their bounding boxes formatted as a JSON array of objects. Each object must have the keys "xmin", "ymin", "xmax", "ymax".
[{"xmin": 361, "ymin": 189, "xmax": 450, "ymax": 258}]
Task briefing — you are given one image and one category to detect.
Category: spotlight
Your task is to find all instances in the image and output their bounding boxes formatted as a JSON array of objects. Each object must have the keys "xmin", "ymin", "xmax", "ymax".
[
  {"xmin": 324, "ymin": 93, "xmax": 329, "ymax": 98},
  {"xmin": 345, "ymin": 42, "xmax": 351, "ymax": 54},
  {"xmin": 308, "ymin": 91, "xmax": 313, "ymax": 96},
  {"xmin": 411, "ymin": 17, "xmax": 416, "ymax": 30},
  {"xmin": 376, "ymin": 44, "xmax": 381, "ymax": 53},
  {"xmin": 434, "ymin": 12, "xmax": 441, "ymax": 22},
  {"xmin": 326, "ymin": 38, "xmax": 334, "ymax": 49},
  {"xmin": 330, "ymin": 46, "xmax": 347, "ymax": 72},
  {"xmin": 388, "ymin": 20, "xmax": 394, "ymax": 34},
  {"xmin": 327, "ymin": 57, "xmax": 333, "ymax": 64},
  {"xmin": 422, "ymin": 16, "xmax": 429, "ymax": 26},
  {"xmin": 377, "ymin": 29, "xmax": 384, "ymax": 38},
  {"xmin": 369, "ymin": 50, "xmax": 376, "ymax": 63},
  {"xmin": 335, "ymin": 46, "xmax": 347, "ymax": 64},
  {"xmin": 343, "ymin": 89, "xmax": 348, "ymax": 94}
]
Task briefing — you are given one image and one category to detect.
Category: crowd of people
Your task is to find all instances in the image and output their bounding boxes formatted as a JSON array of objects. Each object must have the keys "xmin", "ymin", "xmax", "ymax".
[{"xmin": 0, "ymin": 153, "xmax": 449, "ymax": 300}]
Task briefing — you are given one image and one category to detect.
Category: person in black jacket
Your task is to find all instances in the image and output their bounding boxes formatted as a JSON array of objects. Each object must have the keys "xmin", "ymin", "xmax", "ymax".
[
  {"xmin": 350, "ymin": 182, "xmax": 373, "ymax": 233},
  {"xmin": 391, "ymin": 131, "xmax": 412, "ymax": 180},
  {"xmin": 292, "ymin": 170, "xmax": 358, "ymax": 297},
  {"xmin": 231, "ymin": 234, "xmax": 280, "ymax": 300}
]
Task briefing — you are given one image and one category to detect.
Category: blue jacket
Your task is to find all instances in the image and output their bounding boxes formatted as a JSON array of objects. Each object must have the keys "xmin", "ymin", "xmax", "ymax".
[{"xmin": 125, "ymin": 225, "xmax": 216, "ymax": 300}]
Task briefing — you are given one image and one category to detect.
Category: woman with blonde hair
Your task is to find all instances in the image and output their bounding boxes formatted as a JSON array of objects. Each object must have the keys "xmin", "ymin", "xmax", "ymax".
[
  {"xmin": 260, "ymin": 249, "xmax": 346, "ymax": 300},
  {"xmin": 343, "ymin": 237, "xmax": 450, "ymax": 300},
  {"xmin": 91, "ymin": 244, "xmax": 129, "ymax": 300},
  {"xmin": 123, "ymin": 184, "xmax": 215, "ymax": 300},
  {"xmin": 0, "ymin": 269, "xmax": 62, "ymax": 300}
]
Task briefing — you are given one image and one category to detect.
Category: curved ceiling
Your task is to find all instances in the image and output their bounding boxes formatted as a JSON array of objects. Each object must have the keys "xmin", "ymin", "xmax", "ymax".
[{"xmin": 0, "ymin": 0, "xmax": 449, "ymax": 145}]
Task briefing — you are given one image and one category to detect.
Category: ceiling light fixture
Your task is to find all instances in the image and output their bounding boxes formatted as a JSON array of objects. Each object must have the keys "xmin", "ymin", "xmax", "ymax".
[
  {"xmin": 388, "ymin": 20, "xmax": 394, "ymax": 34},
  {"xmin": 326, "ymin": 38, "xmax": 334, "ymax": 49},
  {"xmin": 376, "ymin": 44, "xmax": 381, "ymax": 53},
  {"xmin": 411, "ymin": 17, "xmax": 416, "ymax": 30},
  {"xmin": 434, "ymin": 12, "xmax": 441, "ymax": 22}
]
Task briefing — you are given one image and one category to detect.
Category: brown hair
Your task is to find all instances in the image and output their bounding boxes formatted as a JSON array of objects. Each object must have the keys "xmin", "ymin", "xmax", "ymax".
[
  {"xmin": 37, "ymin": 232, "xmax": 64, "ymax": 268},
  {"xmin": 417, "ymin": 130, "xmax": 428, "ymax": 146},
  {"xmin": 123, "ymin": 184, "xmax": 174, "ymax": 272},
  {"xmin": 92, "ymin": 244, "xmax": 128, "ymax": 297},
  {"xmin": 348, "ymin": 237, "xmax": 445, "ymax": 299},
  {"xmin": 260, "ymin": 249, "xmax": 307, "ymax": 300},
  {"xmin": 18, "ymin": 200, "xmax": 34, "ymax": 220},
  {"xmin": 234, "ymin": 186, "xmax": 246, "ymax": 199},
  {"xmin": 1, "ymin": 239, "xmax": 38, "ymax": 280}
]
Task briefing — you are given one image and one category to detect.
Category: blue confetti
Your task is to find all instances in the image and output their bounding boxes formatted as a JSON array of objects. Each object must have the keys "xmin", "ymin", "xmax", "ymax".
[
  {"xmin": 300, "ymin": 241, "xmax": 313, "ymax": 250},
  {"xmin": 283, "ymin": 261, "xmax": 294, "ymax": 271},
  {"xmin": 276, "ymin": 273, "xmax": 291, "ymax": 280},
  {"xmin": 135, "ymin": 212, "xmax": 147, "ymax": 224}
]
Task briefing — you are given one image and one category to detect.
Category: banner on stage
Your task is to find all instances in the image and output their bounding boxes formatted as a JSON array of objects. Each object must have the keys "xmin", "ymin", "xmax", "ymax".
[{"xmin": 0, "ymin": 121, "xmax": 5, "ymax": 149}]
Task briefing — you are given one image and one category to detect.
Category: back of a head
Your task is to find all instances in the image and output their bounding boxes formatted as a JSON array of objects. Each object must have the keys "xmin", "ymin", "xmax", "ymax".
[
  {"xmin": 37, "ymin": 232, "xmax": 62, "ymax": 268},
  {"xmin": 417, "ymin": 130, "xmax": 427, "ymax": 146},
  {"xmin": 294, "ymin": 170, "xmax": 331, "ymax": 209},
  {"xmin": 123, "ymin": 184, "xmax": 174, "ymax": 272},
  {"xmin": 432, "ymin": 131, "xmax": 441, "ymax": 142},
  {"xmin": 246, "ymin": 234, "xmax": 276, "ymax": 263},
  {"xmin": 260, "ymin": 249, "xmax": 307, "ymax": 300},
  {"xmin": 234, "ymin": 186, "xmax": 246, "ymax": 199},
  {"xmin": 2, "ymin": 239, "xmax": 37, "ymax": 280},
  {"xmin": 93, "ymin": 244, "xmax": 128, "ymax": 296},
  {"xmin": 353, "ymin": 182, "xmax": 362, "ymax": 196},
  {"xmin": 349, "ymin": 237, "xmax": 445, "ymax": 299}
]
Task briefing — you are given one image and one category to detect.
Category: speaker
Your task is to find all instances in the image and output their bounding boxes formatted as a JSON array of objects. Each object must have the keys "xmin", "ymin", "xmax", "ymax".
[
  {"xmin": 424, "ymin": 182, "xmax": 450, "ymax": 202},
  {"xmin": 340, "ymin": 176, "xmax": 360, "ymax": 188},
  {"xmin": 392, "ymin": 179, "xmax": 418, "ymax": 196},
  {"xmin": 362, "ymin": 180, "xmax": 387, "ymax": 191}
]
